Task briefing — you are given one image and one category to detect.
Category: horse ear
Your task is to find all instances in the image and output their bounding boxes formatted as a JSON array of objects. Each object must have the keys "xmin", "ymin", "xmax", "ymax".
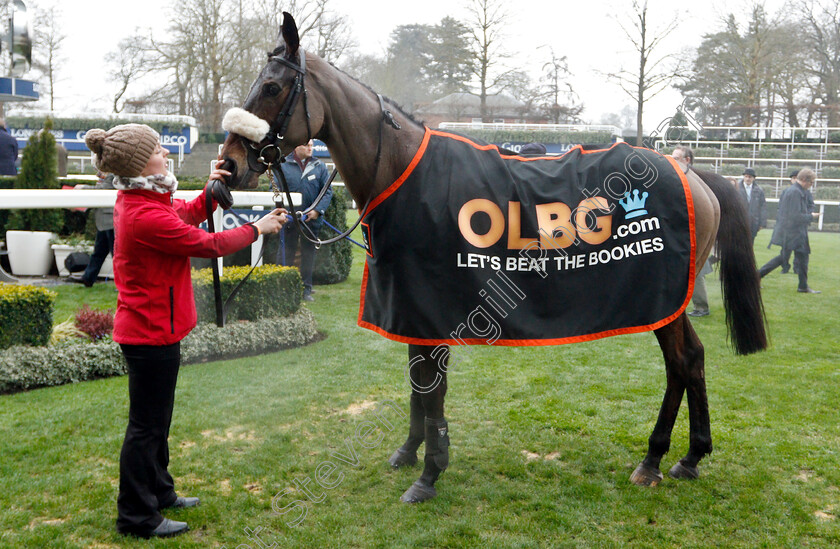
[{"xmin": 279, "ymin": 12, "xmax": 300, "ymax": 57}]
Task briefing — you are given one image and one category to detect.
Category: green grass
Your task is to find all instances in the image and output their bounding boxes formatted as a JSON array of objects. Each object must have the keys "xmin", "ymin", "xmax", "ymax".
[
  {"xmin": 50, "ymin": 283, "xmax": 119, "ymax": 323},
  {"xmin": 2, "ymin": 232, "xmax": 839, "ymax": 547}
]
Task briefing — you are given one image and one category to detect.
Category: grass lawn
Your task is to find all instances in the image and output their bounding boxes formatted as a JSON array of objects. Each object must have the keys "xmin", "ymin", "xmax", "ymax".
[{"xmin": 1, "ymin": 230, "xmax": 839, "ymax": 548}]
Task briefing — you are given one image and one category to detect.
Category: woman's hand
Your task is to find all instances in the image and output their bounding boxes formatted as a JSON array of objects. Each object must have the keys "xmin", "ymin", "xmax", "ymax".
[
  {"xmin": 254, "ymin": 208, "xmax": 289, "ymax": 235},
  {"xmin": 208, "ymin": 159, "xmax": 231, "ymax": 184}
]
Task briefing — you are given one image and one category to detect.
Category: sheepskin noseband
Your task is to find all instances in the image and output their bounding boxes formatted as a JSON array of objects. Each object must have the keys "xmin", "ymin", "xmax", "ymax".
[{"xmin": 222, "ymin": 108, "xmax": 271, "ymax": 143}]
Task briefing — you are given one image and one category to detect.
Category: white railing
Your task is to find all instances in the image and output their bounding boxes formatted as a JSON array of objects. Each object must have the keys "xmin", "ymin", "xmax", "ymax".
[
  {"xmin": 656, "ymin": 125, "xmax": 840, "ymax": 198},
  {"xmin": 766, "ymin": 198, "xmax": 837, "ymax": 231},
  {"xmin": 0, "ymin": 189, "xmax": 300, "ymax": 209},
  {"xmin": 0, "ymin": 189, "xmax": 302, "ymax": 280}
]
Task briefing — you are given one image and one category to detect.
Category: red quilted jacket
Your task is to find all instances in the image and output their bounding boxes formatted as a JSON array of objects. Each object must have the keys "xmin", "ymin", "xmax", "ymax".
[{"xmin": 112, "ymin": 189, "xmax": 257, "ymax": 345}]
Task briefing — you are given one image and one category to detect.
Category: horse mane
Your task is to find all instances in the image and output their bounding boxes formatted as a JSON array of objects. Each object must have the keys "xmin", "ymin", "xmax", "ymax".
[
  {"xmin": 328, "ymin": 62, "xmax": 426, "ymax": 128},
  {"xmin": 264, "ymin": 45, "xmax": 425, "ymax": 129}
]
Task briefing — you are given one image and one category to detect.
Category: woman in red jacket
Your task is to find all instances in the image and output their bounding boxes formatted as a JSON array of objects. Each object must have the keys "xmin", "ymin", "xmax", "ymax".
[{"xmin": 85, "ymin": 124, "xmax": 288, "ymax": 539}]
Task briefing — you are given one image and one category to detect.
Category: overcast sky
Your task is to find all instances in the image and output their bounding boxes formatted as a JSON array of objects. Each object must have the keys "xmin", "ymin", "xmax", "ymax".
[{"xmin": 11, "ymin": 0, "xmax": 787, "ymax": 130}]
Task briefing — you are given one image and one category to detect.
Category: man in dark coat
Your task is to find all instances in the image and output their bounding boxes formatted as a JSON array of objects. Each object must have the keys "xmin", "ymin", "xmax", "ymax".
[
  {"xmin": 759, "ymin": 168, "xmax": 820, "ymax": 293},
  {"xmin": 0, "ymin": 118, "xmax": 19, "ymax": 175},
  {"xmin": 279, "ymin": 140, "xmax": 332, "ymax": 301},
  {"xmin": 737, "ymin": 167, "xmax": 766, "ymax": 246}
]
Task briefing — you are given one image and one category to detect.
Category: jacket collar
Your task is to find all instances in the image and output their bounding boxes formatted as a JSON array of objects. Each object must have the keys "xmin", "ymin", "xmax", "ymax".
[{"xmin": 120, "ymin": 188, "xmax": 173, "ymax": 205}]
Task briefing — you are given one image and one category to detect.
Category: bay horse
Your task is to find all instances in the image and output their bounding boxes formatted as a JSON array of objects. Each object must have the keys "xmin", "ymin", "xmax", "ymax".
[{"xmin": 219, "ymin": 13, "xmax": 767, "ymax": 503}]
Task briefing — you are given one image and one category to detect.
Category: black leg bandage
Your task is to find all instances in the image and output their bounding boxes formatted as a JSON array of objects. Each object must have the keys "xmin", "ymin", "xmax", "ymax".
[{"xmin": 424, "ymin": 417, "xmax": 450, "ymax": 471}]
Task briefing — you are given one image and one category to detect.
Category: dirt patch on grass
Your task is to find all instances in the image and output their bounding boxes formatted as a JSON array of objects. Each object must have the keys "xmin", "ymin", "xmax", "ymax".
[
  {"xmin": 522, "ymin": 450, "xmax": 541, "ymax": 462},
  {"xmin": 219, "ymin": 479, "xmax": 232, "ymax": 495},
  {"xmin": 27, "ymin": 517, "xmax": 65, "ymax": 529},
  {"xmin": 523, "ymin": 450, "xmax": 563, "ymax": 462},
  {"xmin": 244, "ymin": 482, "xmax": 263, "ymax": 493},
  {"xmin": 200, "ymin": 426, "xmax": 259, "ymax": 443},
  {"xmin": 342, "ymin": 400, "xmax": 377, "ymax": 415}
]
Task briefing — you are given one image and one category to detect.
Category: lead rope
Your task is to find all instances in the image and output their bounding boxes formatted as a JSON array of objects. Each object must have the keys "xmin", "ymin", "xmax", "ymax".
[{"xmin": 205, "ymin": 186, "xmax": 271, "ymax": 328}]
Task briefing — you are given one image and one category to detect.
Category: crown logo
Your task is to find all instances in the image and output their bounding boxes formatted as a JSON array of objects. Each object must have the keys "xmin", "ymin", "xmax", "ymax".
[{"xmin": 619, "ymin": 189, "xmax": 649, "ymax": 219}]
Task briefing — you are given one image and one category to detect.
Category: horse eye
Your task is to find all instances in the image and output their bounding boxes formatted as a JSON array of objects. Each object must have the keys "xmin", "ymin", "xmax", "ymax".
[{"xmin": 263, "ymin": 83, "xmax": 281, "ymax": 97}]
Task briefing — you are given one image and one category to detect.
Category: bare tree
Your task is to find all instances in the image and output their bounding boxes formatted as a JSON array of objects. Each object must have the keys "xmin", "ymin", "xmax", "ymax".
[
  {"xmin": 106, "ymin": 38, "xmax": 154, "ymax": 114},
  {"xmin": 607, "ymin": 0, "xmax": 681, "ymax": 145},
  {"xmin": 105, "ymin": 0, "xmax": 355, "ymax": 130},
  {"xmin": 463, "ymin": 0, "xmax": 516, "ymax": 121},
  {"xmin": 538, "ymin": 48, "xmax": 583, "ymax": 124},
  {"xmin": 31, "ymin": 5, "xmax": 66, "ymax": 111},
  {"xmin": 799, "ymin": 0, "xmax": 840, "ymax": 126}
]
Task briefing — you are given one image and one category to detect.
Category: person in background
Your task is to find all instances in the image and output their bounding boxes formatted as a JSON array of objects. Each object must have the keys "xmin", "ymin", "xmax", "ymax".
[
  {"xmin": 85, "ymin": 124, "xmax": 289, "ymax": 539},
  {"xmin": 0, "ymin": 117, "xmax": 19, "ymax": 175},
  {"xmin": 767, "ymin": 169, "xmax": 799, "ymax": 272},
  {"xmin": 737, "ymin": 167, "xmax": 767, "ymax": 246},
  {"xmin": 80, "ymin": 171, "xmax": 116, "ymax": 287},
  {"xmin": 519, "ymin": 142, "xmax": 547, "ymax": 156},
  {"xmin": 670, "ymin": 145, "xmax": 694, "ymax": 167},
  {"xmin": 758, "ymin": 168, "xmax": 820, "ymax": 293},
  {"xmin": 671, "ymin": 146, "xmax": 712, "ymax": 318},
  {"xmin": 279, "ymin": 139, "xmax": 332, "ymax": 302}
]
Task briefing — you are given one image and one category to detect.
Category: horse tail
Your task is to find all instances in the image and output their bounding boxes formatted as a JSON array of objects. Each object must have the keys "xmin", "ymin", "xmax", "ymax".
[{"xmin": 693, "ymin": 168, "xmax": 768, "ymax": 355}]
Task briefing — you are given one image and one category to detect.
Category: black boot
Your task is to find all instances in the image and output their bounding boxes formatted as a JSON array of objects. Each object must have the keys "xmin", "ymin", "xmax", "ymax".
[
  {"xmin": 400, "ymin": 418, "xmax": 450, "ymax": 503},
  {"xmin": 389, "ymin": 394, "xmax": 425, "ymax": 468}
]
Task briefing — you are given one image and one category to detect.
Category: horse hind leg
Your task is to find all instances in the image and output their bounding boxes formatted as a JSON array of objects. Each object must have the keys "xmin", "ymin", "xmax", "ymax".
[
  {"xmin": 398, "ymin": 344, "xmax": 449, "ymax": 504},
  {"xmin": 667, "ymin": 317, "xmax": 713, "ymax": 479},
  {"xmin": 631, "ymin": 316, "xmax": 711, "ymax": 486},
  {"xmin": 630, "ymin": 338, "xmax": 686, "ymax": 486},
  {"xmin": 388, "ymin": 392, "xmax": 424, "ymax": 468}
]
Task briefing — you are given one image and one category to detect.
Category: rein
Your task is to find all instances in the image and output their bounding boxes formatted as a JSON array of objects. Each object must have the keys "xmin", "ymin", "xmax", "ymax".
[{"xmin": 268, "ymin": 91, "xmax": 399, "ymax": 247}]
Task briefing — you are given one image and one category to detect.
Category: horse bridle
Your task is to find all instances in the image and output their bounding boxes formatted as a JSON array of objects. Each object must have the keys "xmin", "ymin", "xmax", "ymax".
[{"xmin": 233, "ymin": 48, "xmax": 401, "ymax": 248}]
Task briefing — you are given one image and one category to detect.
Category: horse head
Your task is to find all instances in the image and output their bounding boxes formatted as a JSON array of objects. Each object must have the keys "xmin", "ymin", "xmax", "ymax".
[{"xmin": 219, "ymin": 12, "xmax": 325, "ymax": 190}]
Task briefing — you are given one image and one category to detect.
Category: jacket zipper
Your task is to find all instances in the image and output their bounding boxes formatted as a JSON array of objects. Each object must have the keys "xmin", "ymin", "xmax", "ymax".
[{"xmin": 169, "ymin": 286, "xmax": 175, "ymax": 334}]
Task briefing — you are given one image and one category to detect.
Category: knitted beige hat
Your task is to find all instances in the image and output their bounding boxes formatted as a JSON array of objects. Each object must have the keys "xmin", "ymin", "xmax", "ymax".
[{"xmin": 84, "ymin": 124, "xmax": 160, "ymax": 177}]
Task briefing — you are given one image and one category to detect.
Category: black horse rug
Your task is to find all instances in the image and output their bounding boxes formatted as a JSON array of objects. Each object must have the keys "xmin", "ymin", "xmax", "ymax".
[{"xmin": 358, "ymin": 129, "xmax": 696, "ymax": 346}]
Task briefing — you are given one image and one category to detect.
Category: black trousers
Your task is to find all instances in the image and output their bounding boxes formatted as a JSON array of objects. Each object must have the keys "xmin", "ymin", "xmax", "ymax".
[
  {"xmin": 82, "ymin": 229, "xmax": 114, "ymax": 284},
  {"xmin": 280, "ymin": 219, "xmax": 322, "ymax": 294},
  {"xmin": 116, "ymin": 343, "xmax": 181, "ymax": 535},
  {"xmin": 760, "ymin": 249, "xmax": 809, "ymax": 290}
]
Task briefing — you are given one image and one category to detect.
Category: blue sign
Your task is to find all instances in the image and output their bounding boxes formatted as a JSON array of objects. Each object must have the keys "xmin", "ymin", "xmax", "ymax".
[
  {"xmin": 8, "ymin": 125, "xmax": 193, "ymax": 153},
  {"xmin": 499, "ymin": 142, "xmax": 579, "ymax": 155},
  {"xmin": 312, "ymin": 139, "xmax": 329, "ymax": 158},
  {"xmin": 0, "ymin": 77, "xmax": 39, "ymax": 102}
]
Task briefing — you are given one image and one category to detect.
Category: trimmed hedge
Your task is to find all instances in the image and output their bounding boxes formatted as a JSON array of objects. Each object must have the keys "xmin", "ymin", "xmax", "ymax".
[
  {"xmin": 0, "ymin": 308, "xmax": 318, "ymax": 394},
  {"xmin": 449, "ymin": 128, "xmax": 614, "ymax": 145},
  {"xmin": 192, "ymin": 264, "xmax": 302, "ymax": 324},
  {"xmin": 0, "ymin": 284, "xmax": 56, "ymax": 349},
  {"xmin": 6, "ymin": 116, "xmax": 189, "ymax": 133}
]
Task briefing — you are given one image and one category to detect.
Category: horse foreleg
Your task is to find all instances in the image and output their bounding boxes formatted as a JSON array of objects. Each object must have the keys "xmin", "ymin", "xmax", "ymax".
[
  {"xmin": 399, "ymin": 344, "xmax": 449, "ymax": 504},
  {"xmin": 631, "ymin": 318, "xmax": 689, "ymax": 486}
]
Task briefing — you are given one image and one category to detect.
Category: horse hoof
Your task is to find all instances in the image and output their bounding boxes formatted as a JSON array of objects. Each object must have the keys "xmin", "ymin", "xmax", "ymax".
[
  {"xmin": 389, "ymin": 449, "xmax": 418, "ymax": 469},
  {"xmin": 668, "ymin": 460, "xmax": 699, "ymax": 480},
  {"xmin": 400, "ymin": 481, "xmax": 436, "ymax": 503},
  {"xmin": 630, "ymin": 463, "xmax": 664, "ymax": 486}
]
